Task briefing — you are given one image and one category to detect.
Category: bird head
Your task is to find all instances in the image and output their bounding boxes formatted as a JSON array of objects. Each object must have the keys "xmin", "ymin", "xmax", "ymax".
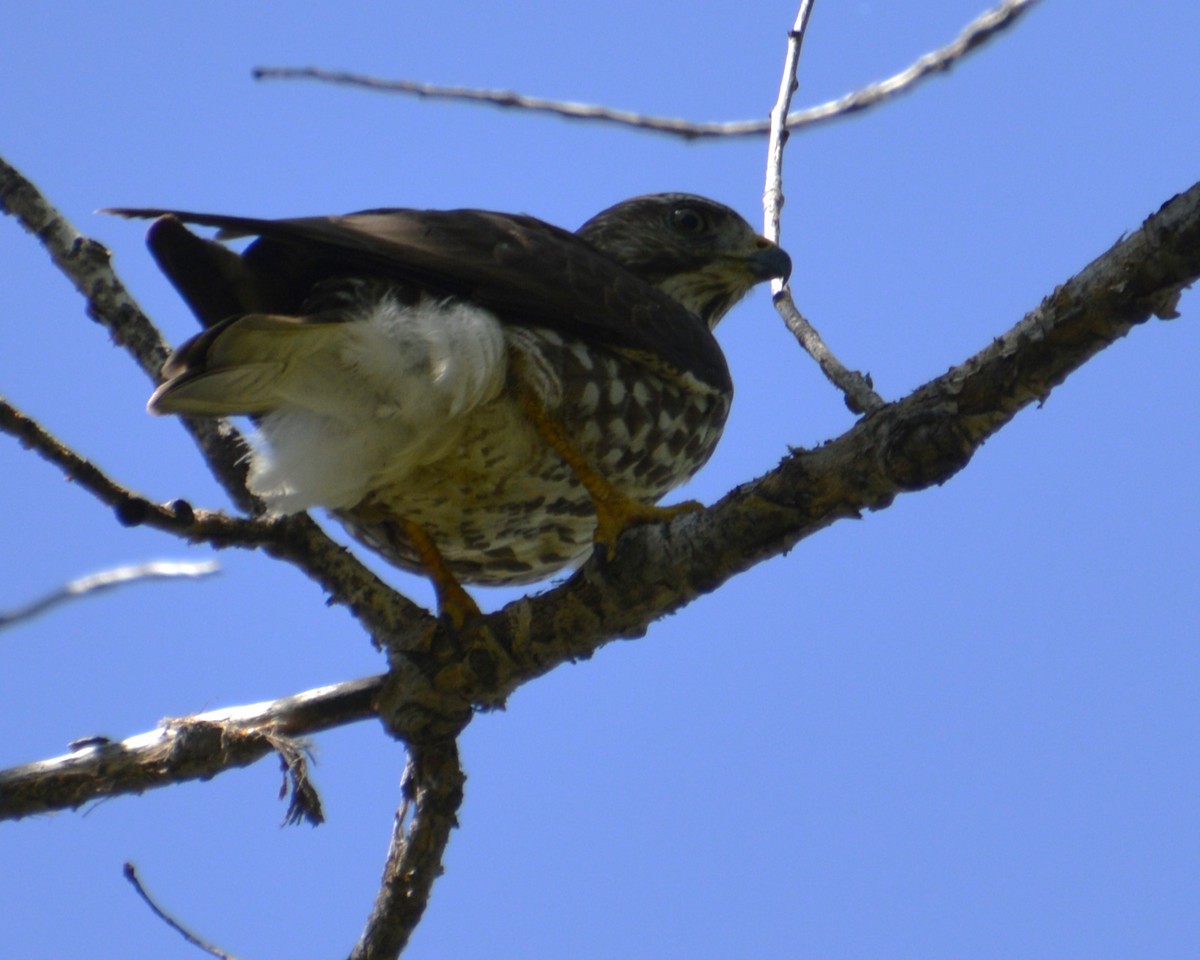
[{"xmin": 576, "ymin": 193, "xmax": 792, "ymax": 328}]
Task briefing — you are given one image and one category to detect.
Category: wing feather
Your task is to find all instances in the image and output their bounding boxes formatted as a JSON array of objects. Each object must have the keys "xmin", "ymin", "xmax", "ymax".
[{"xmin": 107, "ymin": 205, "xmax": 731, "ymax": 392}]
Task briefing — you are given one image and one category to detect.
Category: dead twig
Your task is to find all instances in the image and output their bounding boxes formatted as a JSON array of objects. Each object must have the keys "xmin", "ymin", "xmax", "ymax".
[
  {"xmin": 0, "ymin": 559, "xmax": 220, "ymax": 631},
  {"xmin": 762, "ymin": 1, "xmax": 885, "ymax": 414},
  {"xmin": 252, "ymin": 1, "xmax": 1040, "ymax": 141},
  {"xmin": 124, "ymin": 862, "xmax": 241, "ymax": 960}
]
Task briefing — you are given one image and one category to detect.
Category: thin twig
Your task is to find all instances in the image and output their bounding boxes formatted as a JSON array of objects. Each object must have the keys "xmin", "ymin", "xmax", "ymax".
[
  {"xmin": 0, "ymin": 559, "xmax": 220, "ymax": 631},
  {"xmin": 252, "ymin": 0, "xmax": 1040, "ymax": 141},
  {"xmin": 0, "ymin": 393, "xmax": 278, "ymax": 548},
  {"xmin": 124, "ymin": 862, "xmax": 241, "ymax": 960},
  {"xmin": 350, "ymin": 741, "xmax": 465, "ymax": 960},
  {"xmin": 0, "ymin": 676, "xmax": 384, "ymax": 820},
  {"xmin": 761, "ymin": 3, "xmax": 885, "ymax": 414},
  {"xmin": 763, "ymin": 0, "xmax": 815, "ymax": 240},
  {"xmin": 774, "ymin": 297, "xmax": 884, "ymax": 413},
  {"xmin": 787, "ymin": 0, "xmax": 1041, "ymax": 130}
]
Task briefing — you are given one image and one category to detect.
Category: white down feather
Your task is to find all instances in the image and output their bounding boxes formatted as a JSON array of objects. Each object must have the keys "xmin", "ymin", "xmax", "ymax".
[{"xmin": 248, "ymin": 296, "xmax": 507, "ymax": 513}]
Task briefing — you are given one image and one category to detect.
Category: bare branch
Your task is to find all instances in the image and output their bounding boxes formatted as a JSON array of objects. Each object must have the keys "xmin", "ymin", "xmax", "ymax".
[
  {"xmin": 124, "ymin": 863, "xmax": 241, "ymax": 960},
  {"xmin": 763, "ymin": 0, "xmax": 815, "ymax": 240},
  {"xmin": 774, "ymin": 294, "xmax": 884, "ymax": 414},
  {"xmin": 789, "ymin": 0, "xmax": 1041, "ymax": 130},
  {"xmin": 252, "ymin": 0, "xmax": 1039, "ymax": 141},
  {"xmin": 0, "ymin": 155, "xmax": 255, "ymax": 512},
  {"xmin": 10, "ymin": 178, "xmax": 1188, "ymax": 817},
  {"xmin": 762, "ymin": 2, "xmax": 885, "ymax": 414},
  {"xmin": 0, "ymin": 675, "xmax": 383, "ymax": 820},
  {"xmin": 0, "ymin": 393, "xmax": 272, "ymax": 549},
  {"xmin": 350, "ymin": 741, "xmax": 465, "ymax": 960},
  {"xmin": 0, "ymin": 158, "xmax": 165, "ymax": 379},
  {"xmin": 0, "ymin": 559, "xmax": 220, "ymax": 631},
  {"xmin": 0, "ymin": 393, "xmax": 430, "ymax": 639}
]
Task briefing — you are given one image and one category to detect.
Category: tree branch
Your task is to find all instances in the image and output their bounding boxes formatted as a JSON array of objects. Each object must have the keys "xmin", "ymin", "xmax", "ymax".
[
  {"xmin": 0, "ymin": 559, "xmax": 220, "ymax": 631},
  {"xmin": 252, "ymin": 0, "xmax": 1039, "ymax": 141},
  {"xmin": 792, "ymin": 0, "xmax": 1041, "ymax": 130},
  {"xmin": 760, "ymin": 0, "xmax": 885, "ymax": 414},
  {"xmin": 763, "ymin": 0, "xmax": 815, "ymax": 241},
  {"xmin": 124, "ymin": 862, "xmax": 242, "ymax": 960},
  {"xmin": 0, "ymin": 156, "xmax": 256, "ymax": 513},
  {"xmin": 350, "ymin": 741, "xmax": 465, "ymax": 960},
  {"xmin": 0, "ymin": 675, "xmax": 383, "ymax": 821},
  {"xmin": 0, "ymin": 392, "xmax": 430, "ymax": 640},
  {"xmin": 758, "ymin": 0, "xmax": 816, "ymax": 237},
  {"xmin": 10, "ymin": 176, "xmax": 1188, "ymax": 819},
  {"xmin": 774, "ymin": 294, "xmax": 883, "ymax": 413},
  {"xmin": 390, "ymin": 180, "xmax": 1200, "ymax": 706}
]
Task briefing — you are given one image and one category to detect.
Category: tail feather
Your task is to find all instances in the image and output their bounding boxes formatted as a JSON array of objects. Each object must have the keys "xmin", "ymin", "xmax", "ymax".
[
  {"xmin": 143, "ymin": 215, "xmax": 272, "ymax": 328},
  {"xmin": 148, "ymin": 363, "xmax": 288, "ymax": 415},
  {"xmin": 149, "ymin": 314, "xmax": 346, "ymax": 417}
]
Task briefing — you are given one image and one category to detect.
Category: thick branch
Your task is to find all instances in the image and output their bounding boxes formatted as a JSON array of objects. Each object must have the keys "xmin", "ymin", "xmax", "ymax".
[
  {"xmin": 0, "ymin": 158, "xmax": 165, "ymax": 378},
  {"xmin": 395, "ymin": 181, "xmax": 1200, "ymax": 706},
  {"xmin": 350, "ymin": 742, "xmax": 465, "ymax": 960},
  {"xmin": 3, "ymin": 176, "xmax": 1195, "ymax": 838},
  {"xmin": 0, "ymin": 675, "xmax": 383, "ymax": 821},
  {"xmin": 252, "ymin": 0, "xmax": 1039, "ymax": 141}
]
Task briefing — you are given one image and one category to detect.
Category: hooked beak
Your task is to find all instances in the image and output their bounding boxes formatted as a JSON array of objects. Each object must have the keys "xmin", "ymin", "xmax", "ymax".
[{"xmin": 745, "ymin": 237, "xmax": 792, "ymax": 283}]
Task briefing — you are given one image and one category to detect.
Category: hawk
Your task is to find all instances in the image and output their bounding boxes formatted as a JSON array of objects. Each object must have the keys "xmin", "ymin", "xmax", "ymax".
[{"xmin": 110, "ymin": 194, "xmax": 791, "ymax": 622}]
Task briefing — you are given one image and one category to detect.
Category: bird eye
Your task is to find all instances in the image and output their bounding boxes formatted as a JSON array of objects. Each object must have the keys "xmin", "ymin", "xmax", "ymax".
[{"xmin": 669, "ymin": 205, "xmax": 707, "ymax": 235}]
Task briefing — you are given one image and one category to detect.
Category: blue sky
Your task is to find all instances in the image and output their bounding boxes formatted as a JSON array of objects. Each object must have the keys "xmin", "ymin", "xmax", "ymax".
[{"xmin": 2, "ymin": 2, "xmax": 1197, "ymax": 958}]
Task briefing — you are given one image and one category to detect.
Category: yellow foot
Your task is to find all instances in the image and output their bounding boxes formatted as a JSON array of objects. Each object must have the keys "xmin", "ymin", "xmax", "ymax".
[
  {"xmin": 354, "ymin": 500, "xmax": 481, "ymax": 629},
  {"xmin": 511, "ymin": 365, "xmax": 706, "ymax": 564},
  {"xmin": 399, "ymin": 519, "xmax": 482, "ymax": 629},
  {"xmin": 592, "ymin": 494, "xmax": 705, "ymax": 562},
  {"xmin": 435, "ymin": 581, "xmax": 484, "ymax": 632}
]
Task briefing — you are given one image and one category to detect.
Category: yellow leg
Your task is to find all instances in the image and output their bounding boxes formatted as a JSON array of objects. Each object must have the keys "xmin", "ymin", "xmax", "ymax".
[
  {"xmin": 398, "ymin": 519, "xmax": 482, "ymax": 628},
  {"xmin": 357, "ymin": 498, "xmax": 482, "ymax": 628},
  {"xmin": 513, "ymin": 373, "xmax": 703, "ymax": 559}
]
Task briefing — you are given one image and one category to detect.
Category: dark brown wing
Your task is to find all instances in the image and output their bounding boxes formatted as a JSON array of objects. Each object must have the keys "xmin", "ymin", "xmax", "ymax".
[{"xmin": 106, "ymin": 206, "xmax": 731, "ymax": 393}]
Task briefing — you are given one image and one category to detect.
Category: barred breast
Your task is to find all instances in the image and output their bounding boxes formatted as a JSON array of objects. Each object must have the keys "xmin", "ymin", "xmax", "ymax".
[{"xmin": 337, "ymin": 323, "xmax": 730, "ymax": 586}]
